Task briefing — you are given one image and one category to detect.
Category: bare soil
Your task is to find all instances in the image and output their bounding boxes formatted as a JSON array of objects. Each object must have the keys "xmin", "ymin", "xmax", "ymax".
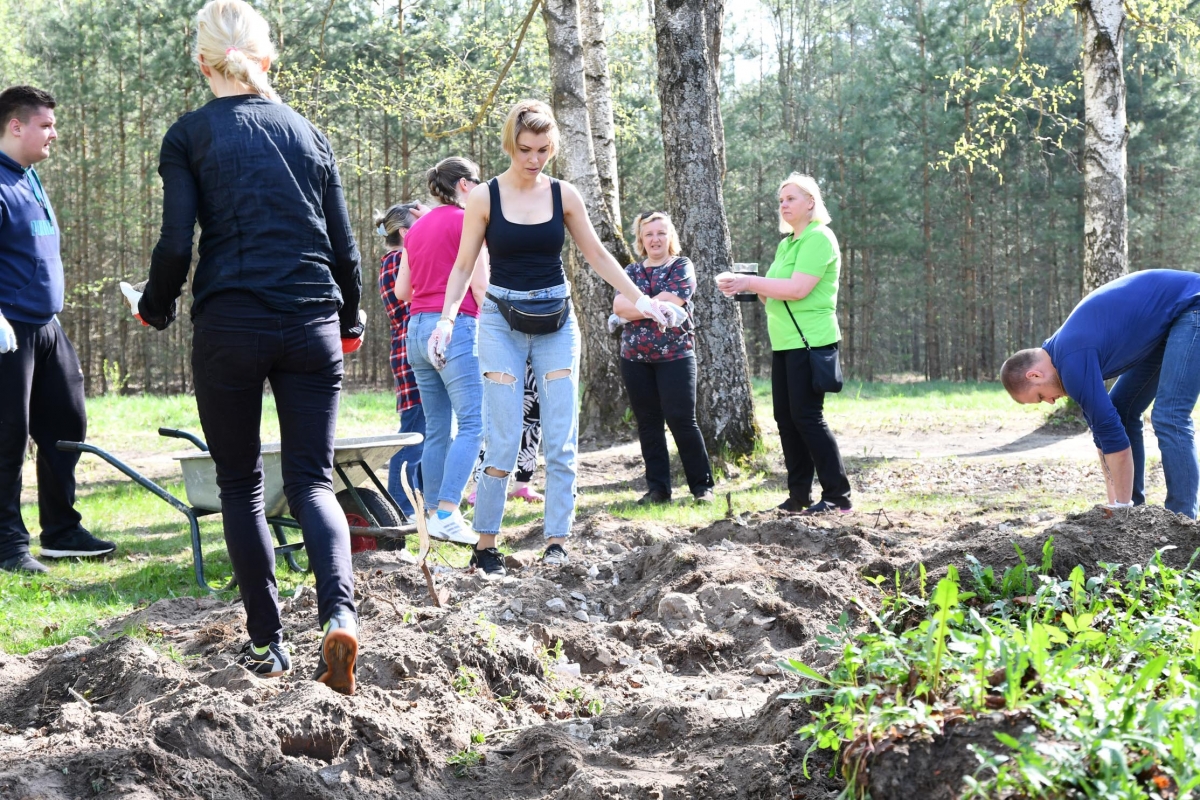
[{"xmin": 2, "ymin": 414, "xmax": 1188, "ymax": 799}]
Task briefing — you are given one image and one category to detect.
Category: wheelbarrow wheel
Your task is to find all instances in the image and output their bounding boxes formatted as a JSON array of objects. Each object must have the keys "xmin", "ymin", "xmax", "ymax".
[{"xmin": 335, "ymin": 488, "xmax": 404, "ymax": 552}]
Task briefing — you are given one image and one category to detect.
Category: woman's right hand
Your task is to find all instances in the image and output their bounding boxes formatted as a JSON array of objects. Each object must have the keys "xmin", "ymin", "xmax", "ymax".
[
  {"xmin": 427, "ymin": 318, "xmax": 454, "ymax": 370},
  {"xmin": 636, "ymin": 295, "xmax": 688, "ymax": 329}
]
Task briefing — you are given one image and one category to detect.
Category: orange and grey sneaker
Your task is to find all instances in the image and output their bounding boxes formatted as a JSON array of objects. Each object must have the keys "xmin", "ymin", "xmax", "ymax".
[{"xmin": 314, "ymin": 609, "xmax": 358, "ymax": 696}]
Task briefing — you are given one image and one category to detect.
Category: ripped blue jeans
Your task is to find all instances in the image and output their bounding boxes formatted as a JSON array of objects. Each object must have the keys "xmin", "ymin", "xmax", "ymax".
[{"xmin": 475, "ymin": 284, "xmax": 580, "ymax": 539}]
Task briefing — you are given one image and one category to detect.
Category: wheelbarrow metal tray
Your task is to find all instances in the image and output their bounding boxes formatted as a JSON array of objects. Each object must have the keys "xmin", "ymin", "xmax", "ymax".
[{"xmin": 175, "ymin": 434, "xmax": 422, "ymax": 517}]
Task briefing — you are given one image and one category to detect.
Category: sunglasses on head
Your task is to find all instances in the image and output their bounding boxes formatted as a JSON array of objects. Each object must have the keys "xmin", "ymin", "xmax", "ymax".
[{"xmin": 638, "ymin": 210, "xmax": 669, "ymax": 221}]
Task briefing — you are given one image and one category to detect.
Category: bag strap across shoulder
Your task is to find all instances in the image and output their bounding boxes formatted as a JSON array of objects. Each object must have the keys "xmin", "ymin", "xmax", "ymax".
[{"xmin": 783, "ymin": 301, "xmax": 812, "ymax": 351}]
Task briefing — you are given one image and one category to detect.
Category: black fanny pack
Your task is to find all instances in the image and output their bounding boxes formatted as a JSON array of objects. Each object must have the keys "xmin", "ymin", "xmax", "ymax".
[{"xmin": 487, "ymin": 292, "xmax": 571, "ymax": 335}]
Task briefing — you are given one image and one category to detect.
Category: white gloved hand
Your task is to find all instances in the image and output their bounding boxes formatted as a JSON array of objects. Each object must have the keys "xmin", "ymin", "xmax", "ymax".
[
  {"xmin": 427, "ymin": 318, "xmax": 454, "ymax": 370},
  {"xmin": 636, "ymin": 295, "xmax": 688, "ymax": 329},
  {"xmin": 606, "ymin": 313, "xmax": 628, "ymax": 336},
  {"xmin": 0, "ymin": 314, "xmax": 16, "ymax": 354},
  {"xmin": 119, "ymin": 281, "xmax": 149, "ymax": 326}
]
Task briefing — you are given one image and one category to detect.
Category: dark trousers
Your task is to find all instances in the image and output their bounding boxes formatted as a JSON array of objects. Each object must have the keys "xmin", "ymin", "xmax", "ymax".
[
  {"xmin": 192, "ymin": 293, "xmax": 355, "ymax": 646},
  {"xmin": 772, "ymin": 347, "xmax": 851, "ymax": 507},
  {"xmin": 0, "ymin": 318, "xmax": 88, "ymax": 560},
  {"xmin": 620, "ymin": 356, "xmax": 714, "ymax": 496}
]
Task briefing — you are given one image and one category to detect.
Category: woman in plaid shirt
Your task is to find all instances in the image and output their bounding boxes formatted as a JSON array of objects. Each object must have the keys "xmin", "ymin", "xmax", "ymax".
[{"xmin": 376, "ymin": 202, "xmax": 428, "ymax": 517}]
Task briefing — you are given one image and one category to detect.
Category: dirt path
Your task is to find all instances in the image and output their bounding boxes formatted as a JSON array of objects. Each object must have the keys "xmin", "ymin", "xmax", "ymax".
[{"xmin": 1, "ymin": 406, "xmax": 1181, "ymax": 800}]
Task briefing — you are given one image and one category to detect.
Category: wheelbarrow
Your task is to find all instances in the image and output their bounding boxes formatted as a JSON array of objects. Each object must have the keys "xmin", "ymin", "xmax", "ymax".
[{"xmin": 56, "ymin": 429, "xmax": 422, "ymax": 593}]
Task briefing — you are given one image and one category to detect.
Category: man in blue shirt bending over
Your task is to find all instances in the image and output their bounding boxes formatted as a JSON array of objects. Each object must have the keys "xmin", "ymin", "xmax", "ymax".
[
  {"xmin": 0, "ymin": 85, "xmax": 115, "ymax": 572},
  {"xmin": 1001, "ymin": 269, "xmax": 1200, "ymax": 518}
]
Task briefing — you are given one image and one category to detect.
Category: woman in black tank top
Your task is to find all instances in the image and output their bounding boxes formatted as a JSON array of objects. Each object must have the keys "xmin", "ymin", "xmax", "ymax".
[{"xmin": 428, "ymin": 99, "xmax": 686, "ymax": 578}]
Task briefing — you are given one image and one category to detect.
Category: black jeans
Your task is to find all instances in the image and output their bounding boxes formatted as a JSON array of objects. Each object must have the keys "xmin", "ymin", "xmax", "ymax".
[
  {"xmin": 620, "ymin": 356, "xmax": 714, "ymax": 496},
  {"xmin": 0, "ymin": 318, "xmax": 88, "ymax": 560},
  {"xmin": 192, "ymin": 292, "xmax": 355, "ymax": 646},
  {"xmin": 772, "ymin": 347, "xmax": 851, "ymax": 507}
]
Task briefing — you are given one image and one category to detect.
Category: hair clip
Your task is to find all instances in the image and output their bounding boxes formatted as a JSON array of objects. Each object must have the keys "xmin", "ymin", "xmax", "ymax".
[
  {"xmin": 225, "ymin": 47, "xmax": 239, "ymax": 56},
  {"xmin": 377, "ymin": 223, "xmax": 387, "ymax": 236}
]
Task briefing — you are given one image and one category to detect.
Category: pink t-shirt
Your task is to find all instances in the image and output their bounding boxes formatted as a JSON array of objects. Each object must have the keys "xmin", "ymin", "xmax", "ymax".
[{"xmin": 405, "ymin": 204, "xmax": 480, "ymax": 317}]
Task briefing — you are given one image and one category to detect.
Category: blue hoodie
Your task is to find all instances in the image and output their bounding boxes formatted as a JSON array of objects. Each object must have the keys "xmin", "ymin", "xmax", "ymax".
[{"xmin": 0, "ymin": 150, "xmax": 62, "ymax": 325}]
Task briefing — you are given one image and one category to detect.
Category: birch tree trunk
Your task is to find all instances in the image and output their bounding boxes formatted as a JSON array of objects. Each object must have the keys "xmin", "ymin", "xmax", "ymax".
[
  {"xmin": 654, "ymin": 0, "xmax": 759, "ymax": 456},
  {"xmin": 1080, "ymin": 0, "xmax": 1127, "ymax": 292},
  {"xmin": 579, "ymin": 0, "xmax": 623, "ymax": 231},
  {"xmin": 543, "ymin": 0, "xmax": 633, "ymax": 438}
]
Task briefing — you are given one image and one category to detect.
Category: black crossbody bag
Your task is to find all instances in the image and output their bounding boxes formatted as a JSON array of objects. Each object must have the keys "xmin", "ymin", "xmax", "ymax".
[
  {"xmin": 783, "ymin": 301, "xmax": 844, "ymax": 394},
  {"xmin": 486, "ymin": 292, "xmax": 571, "ymax": 335}
]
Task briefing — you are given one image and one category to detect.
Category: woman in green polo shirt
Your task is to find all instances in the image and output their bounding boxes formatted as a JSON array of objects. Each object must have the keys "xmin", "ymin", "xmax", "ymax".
[{"xmin": 718, "ymin": 173, "xmax": 852, "ymax": 514}]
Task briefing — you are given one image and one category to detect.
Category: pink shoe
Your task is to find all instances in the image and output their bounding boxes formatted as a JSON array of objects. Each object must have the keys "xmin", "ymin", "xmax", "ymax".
[
  {"xmin": 467, "ymin": 491, "xmax": 477, "ymax": 507},
  {"xmin": 508, "ymin": 486, "xmax": 544, "ymax": 503}
]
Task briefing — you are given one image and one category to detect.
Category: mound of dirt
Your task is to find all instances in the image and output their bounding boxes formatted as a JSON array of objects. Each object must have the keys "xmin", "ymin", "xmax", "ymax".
[{"xmin": 0, "ymin": 503, "xmax": 1193, "ymax": 799}]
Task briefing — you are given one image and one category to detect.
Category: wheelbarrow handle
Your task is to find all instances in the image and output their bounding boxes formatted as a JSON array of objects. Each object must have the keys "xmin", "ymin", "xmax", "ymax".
[
  {"xmin": 55, "ymin": 440, "xmax": 83, "ymax": 453},
  {"xmin": 158, "ymin": 428, "xmax": 209, "ymax": 452}
]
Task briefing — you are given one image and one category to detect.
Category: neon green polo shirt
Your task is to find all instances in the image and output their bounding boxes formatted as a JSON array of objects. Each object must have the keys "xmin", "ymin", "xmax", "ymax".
[{"xmin": 764, "ymin": 221, "xmax": 841, "ymax": 350}]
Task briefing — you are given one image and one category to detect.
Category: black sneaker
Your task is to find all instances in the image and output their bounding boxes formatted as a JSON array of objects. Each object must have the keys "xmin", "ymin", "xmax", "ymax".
[
  {"xmin": 40, "ymin": 529, "xmax": 116, "ymax": 559},
  {"xmin": 314, "ymin": 609, "xmax": 358, "ymax": 696},
  {"xmin": 0, "ymin": 552, "xmax": 49, "ymax": 574},
  {"xmin": 798, "ymin": 500, "xmax": 853, "ymax": 516},
  {"xmin": 541, "ymin": 543, "xmax": 569, "ymax": 566},
  {"xmin": 237, "ymin": 640, "xmax": 291, "ymax": 677},
  {"xmin": 637, "ymin": 490, "xmax": 671, "ymax": 506},
  {"xmin": 773, "ymin": 497, "xmax": 810, "ymax": 514},
  {"xmin": 470, "ymin": 546, "xmax": 508, "ymax": 579},
  {"xmin": 693, "ymin": 489, "xmax": 715, "ymax": 504}
]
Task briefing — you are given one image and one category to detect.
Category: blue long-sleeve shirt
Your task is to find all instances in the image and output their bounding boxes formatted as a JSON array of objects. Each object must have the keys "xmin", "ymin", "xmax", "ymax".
[
  {"xmin": 1044, "ymin": 269, "xmax": 1200, "ymax": 453},
  {"xmin": 140, "ymin": 95, "xmax": 361, "ymax": 333},
  {"xmin": 0, "ymin": 150, "xmax": 62, "ymax": 325}
]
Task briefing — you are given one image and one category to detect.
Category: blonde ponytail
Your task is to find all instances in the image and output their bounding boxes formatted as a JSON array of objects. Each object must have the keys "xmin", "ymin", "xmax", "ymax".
[{"xmin": 194, "ymin": 0, "xmax": 280, "ymax": 102}]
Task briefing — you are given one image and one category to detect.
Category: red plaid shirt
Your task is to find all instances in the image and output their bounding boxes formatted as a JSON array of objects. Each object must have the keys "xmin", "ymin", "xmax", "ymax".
[{"xmin": 379, "ymin": 249, "xmax": 421, "ymax": 412}]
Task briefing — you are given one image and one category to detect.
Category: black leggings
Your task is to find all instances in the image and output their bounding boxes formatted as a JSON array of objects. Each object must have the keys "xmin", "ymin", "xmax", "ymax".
[
  {"xmin": 620, "ymin": 356, "xmax": 714, "ymax": 496},
  {"xmin": 772, "ymin": 347, "xmax": 851, "ymax": 507},
  {"xmin": 192, "ymin": 292, "xmax": 355, "ymax": 646}
]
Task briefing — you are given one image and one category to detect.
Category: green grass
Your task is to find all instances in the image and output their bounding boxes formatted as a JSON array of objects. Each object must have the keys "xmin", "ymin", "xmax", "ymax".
[{"xmin": 784, "ymin": 542, "xmax": 1200, "ymax": 799}]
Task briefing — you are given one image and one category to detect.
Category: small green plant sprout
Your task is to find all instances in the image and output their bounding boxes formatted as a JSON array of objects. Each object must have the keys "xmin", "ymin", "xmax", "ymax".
[
  {"xmin": 583, "ymin": 696, "xmax": 604, "ymax": 717},
  {"xmin": 446, "ymin": 748, "xmax": 483, "ymax": 778},
  {"xmin": 402, "ymin": 608, "xmax": 416, "ymax": 624},
  {"xmin": 496, "ymin": 691, "xmax": 518, "ymax": 710},
  {"xmin": 469, "ymin": 730, "xmax": 486, "ymax": 745},
  {"xmin": 452, "ymin": 665, "xmax": 482, "ymax": 697},
  {"xmin": 474, "ymin": 611, "xmax": 499, "ymax": 652},
  {"xmin": 536, "ymin": 638, "xmax": 566, "ymax": 677}
]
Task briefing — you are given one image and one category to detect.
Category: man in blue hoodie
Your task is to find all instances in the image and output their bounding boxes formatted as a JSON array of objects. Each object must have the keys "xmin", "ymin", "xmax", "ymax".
[
  {"xmin": 0, "ymin": 85, "xmax": 115, "ymax": 573},
  {"xmin": 1001, "ymin": 269, "xmax": 1200, "ymax": 519}
]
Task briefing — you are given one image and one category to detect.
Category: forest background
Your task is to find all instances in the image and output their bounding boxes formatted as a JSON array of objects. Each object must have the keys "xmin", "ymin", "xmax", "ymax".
[{"xmin": 2, "ymin": 0, "xmax": 1198, "ymax": 397}]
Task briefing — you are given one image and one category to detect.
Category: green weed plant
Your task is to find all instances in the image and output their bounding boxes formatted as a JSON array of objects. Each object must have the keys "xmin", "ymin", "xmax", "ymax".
[{"xmin": 782, "ymin": 540, "xmax": 1200, "ymax": 799}]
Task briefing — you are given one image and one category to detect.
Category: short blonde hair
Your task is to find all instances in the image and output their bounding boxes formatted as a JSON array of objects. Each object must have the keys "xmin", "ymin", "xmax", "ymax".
[
  {"xmin": 194, "ymin": 0, "xmax": 280, "ymax": 102},
  {"xmin": 501, "ymin": 99, "xmax": 559, "ymax": 159},
  {"xmin": 778, "ymin": 172, "xmax": 831, "ymax": 232},
  {"xmin": 632, "ymin": 211, "xmax": 681, "ymax": 258}
]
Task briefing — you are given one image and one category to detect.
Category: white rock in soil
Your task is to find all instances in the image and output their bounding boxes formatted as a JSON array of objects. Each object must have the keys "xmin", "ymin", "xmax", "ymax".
[
  {"xmin": 603, "ymin": 541, "xmax": 628, "ymax": 555},
  {"xmin": 570, "ymin": 591, "xmax": 587, "ymax": 602},
  {"xmin": 593, "ymin": 649, "xmax": 616, "ymax": 668},
  {"xmin": 566, "ymin": 722, "xmax": 594, "ymax": 741},
  {"xmin": 753, "ymin": 662, "xmax": 782, "ymax": 676},
  {"xmin": 619, "ymin": 652, "xmax": 643, "ymax": 666},
  {"xmin": 552, "ymin": 662, "xmax": 582, "ymax": 678},
  {"xmin": 501, "ymin": 609, "xmax": 516, "ymax": 622},
  {"xmin": 658, "ymin": 592, "xmax": 701, "ymax": 621},
  {"xmin": 587, "ymin": 564, "xmax": 600, "ymax": 578},
  {"xmin": 749, "ymin": 615, "xmax": 776, "ymax": 629},
  {"xmin": 546, "ymin": 597, "xmax": 568, "ymax": 613},
  {"xmin": 573, "ymin": 610, "xmax": 591, "ymax": 622},
  {"xmin": 589, "ymin": 615, "xmax": 604, "ymax": 624},
  {"xmin": 509, "ymin": 599, "xmax": 525, "ymax": 614},
  {"xmin": 723, "ymin": 611, "xmax": 748, "ymax": 629},
  {"xmin": 612, "ymin": 574, "xmax": 620, "ymax": 586},
  {"xmin": 706, "ymin": 685, "xmax": 730, "ymax": 700},
  {"xmin": 642, "ymin": 652, "xmax": 664, "ymax": 670}
]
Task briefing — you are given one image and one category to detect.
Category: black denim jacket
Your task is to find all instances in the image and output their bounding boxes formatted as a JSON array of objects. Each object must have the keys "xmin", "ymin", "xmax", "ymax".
[{"xmin": 140, "ymin": 95, "xmax": 361, "ymax": 335}]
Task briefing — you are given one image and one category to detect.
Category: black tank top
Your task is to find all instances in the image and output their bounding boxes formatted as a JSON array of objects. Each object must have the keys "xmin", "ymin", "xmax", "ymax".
[{"xmin": 484, "ymin": 177, "xmax": 566, "ymax": 291}]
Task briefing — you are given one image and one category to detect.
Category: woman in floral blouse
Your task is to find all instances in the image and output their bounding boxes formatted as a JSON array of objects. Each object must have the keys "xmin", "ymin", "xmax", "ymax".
[{"xmin": 613, "ymin": 211, "xmax": 714, "ymax": 504}]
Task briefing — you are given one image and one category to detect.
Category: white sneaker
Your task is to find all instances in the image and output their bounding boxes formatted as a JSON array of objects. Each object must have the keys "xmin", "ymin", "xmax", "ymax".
[{"xmin": 426, "ymin": 510, "xmax": 480, "ymax": 546}]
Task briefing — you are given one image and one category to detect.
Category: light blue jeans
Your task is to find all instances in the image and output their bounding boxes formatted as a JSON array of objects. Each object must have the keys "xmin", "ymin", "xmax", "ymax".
[
  {"xmin": 475, "ymin": 284, "xmax": 580, "ymax": 539},
  {"xmin": 407, "ymin": 312, "xmax": 483, "ymax": 512},
  {"xmin": 1109, "ymin": 303, "xmax": 1200, "ymax": 518},
  {"xmin": 386, "ymin": 403, "xmax": 425, "ymax": 518}
]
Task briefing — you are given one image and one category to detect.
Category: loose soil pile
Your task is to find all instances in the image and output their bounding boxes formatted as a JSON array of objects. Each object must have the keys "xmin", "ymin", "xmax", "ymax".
[{"xmin": 0, "ymin": 504, "xmax": 1190, "ymax": 799}]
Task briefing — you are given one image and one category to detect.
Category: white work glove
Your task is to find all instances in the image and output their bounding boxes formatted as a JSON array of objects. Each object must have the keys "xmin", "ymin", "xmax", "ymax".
[
  {"xmin": 1105, "ymin": 500, "xmax": 1134, "ymax": 510},
  {"xmin": 0, "ymin": 314, "xmax": 16, "ymax": 354},
  {"xmin": 635, "ymin": 295, "xmax": 688, "ymax": 329},
  {"xmin": 427, "ymin": 318, "xmax": 453, "ymax": 370},
  {"xmin": 606, "ymin": 313, "xmax": 628, "ymax": 336},
  {"xmin": 119, "ymin": 280, "xmax": 149, "ymax": 326}
]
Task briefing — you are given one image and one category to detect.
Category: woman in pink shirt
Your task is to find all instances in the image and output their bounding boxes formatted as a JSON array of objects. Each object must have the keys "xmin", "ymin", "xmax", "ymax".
[{"xmin": 394, "ymin": 157, "xmax": 488, "ymax": 544}]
